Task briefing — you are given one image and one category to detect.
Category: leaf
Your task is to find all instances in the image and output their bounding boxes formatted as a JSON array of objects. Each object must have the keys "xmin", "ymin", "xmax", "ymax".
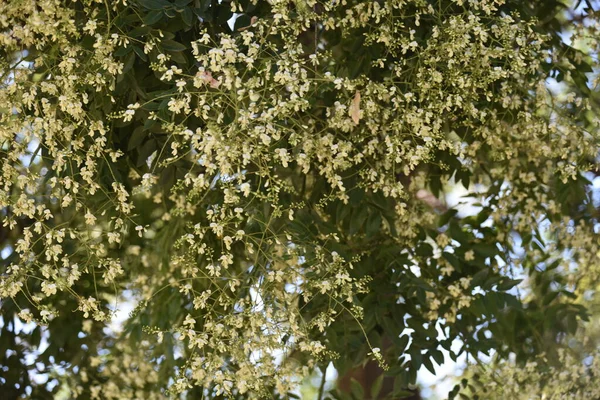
[
  {"xmin": 143, "ymin": 101, "xmax": 160, "ymax": 112},
  {"xmin": 449, "ymin": 221, "xmax": 469, "ymax": 244},
  {"xmin": 193, "ymin": 6, "xmax": 212, "ymax": 21},
  {"xmin": 438, "ymin": 208, "xmax": 458, "ymax": 227},
  {"xmin": 349, "ymin": 378, "xmax": 364, "ymax": 399},
  {"xmin": 335, "ymin": 201, "xmax": 352, "ymax": 224},
  {"xmin": 122, "ymin": 52, "xmax": 136, "ymax": 74},
  {"xmin": 132, "ymin": 46, "xmax": 148, "ymax": 61},
  {"xmin": 470, "ymin": 269, "xmax": 489, "ymax": 288},
  {"xmin": 129, "ymin": 26, "xmax": 152, "ymax": 37},
  {"xmin": 31, "ymin": 327, "xmax": 41, "ymax": 347},
  {"xmin": 407, "ymin": 366, "xmax": 417, "ymax": 385},
  {"xmin": 128, "ymin": 127, "xmax": 147, "ymax": 151},
  {"xmin": 215, "ymin": 4, "xmax": 234, "ymax": 25},
  {"xmin": 114, "ymin": 46, "xmax": 133, "ymax": 57},
  {"xmin": 139, "ymin": 0, "xmax": 171, "ymax": 10},
  {"xmin": 473, "ymin": 243, "xmax": 498, "ymax": 258},
  {"xmin": 169, "ymin": 50, "xmax": 188, "ymax": 64},
  {"xmin": 137, "ymin": 139, "xmax": 157, "ymax": 167},
  {"xmin": 349, "ymin": 90, "xmax": 361, "ymax": 124},
  {"xmin": 371, "ymin": 374, "xmax": 384, "ymax": 399},
  {"xmin": 327, "ymin": 389, "xmax": 347, "ymax": 400},
  {"xmin": 349, "ymin": 206, "xmax": 368, "ymax": 234},
  {"xmin": 410, "ymin": 349, "xmax": 422, "ymax": 370},
  {"xmin": 566, "ymin": 313, "xmax": 578, "ymax": 335},
  {"xmin": 393, "ymin": 334, "xmax": 410, "ymax": 351},
  {"xmin": 496, "ymin": 278, "xmax": 522, "ymax": 291},
  {"xmin": 234, "ymin": 14, "xmax": 252, "ymax": 31},
  {"xmin": 365, "ymin": 211, "xmax": 382, "ymax": 237},
  {"xmin": 159, "ymin": 165, "xmax": 177, "ymax": 189},
  {"xmin": 143, "ymin": 10, "xmax": 164, "ymax": 25},
  {"xmin": 161, "ymin": 39, "xmax": 187, "ymax": 52},
  {"xmin": 431, "ymin": 349, "xmax": 444, "ymax": 365},
  {"xmin": 443, "ymin": 252, "xmax": 462, "ymax": 272},
  {"xmin": 393, "ymin": 389, "xmax": 418, "ymax": 399},
  {"xmin": 415, "ymin": 243, "xmax": 433, "ymax": 257},
  {"xmin": 422, "ymin": 357, "xmax": 436, "ymax": 374},
  {"xmin": 181, "ymin": 7, "xmax": 193, "ymax": 26}
]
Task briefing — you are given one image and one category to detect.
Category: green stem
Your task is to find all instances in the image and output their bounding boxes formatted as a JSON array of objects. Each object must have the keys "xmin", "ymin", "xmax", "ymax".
[{"xmin": 318, "ymin": 365, "xmax": 327, "ymax": 400}]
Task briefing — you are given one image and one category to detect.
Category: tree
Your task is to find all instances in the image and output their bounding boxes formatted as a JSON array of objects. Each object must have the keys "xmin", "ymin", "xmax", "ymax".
[{"xmin": 0, "ymin": 0, "xmax": 599, "ymax": 398}]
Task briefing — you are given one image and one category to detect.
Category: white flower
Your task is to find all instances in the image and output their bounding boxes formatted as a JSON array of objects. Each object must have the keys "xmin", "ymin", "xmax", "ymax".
[
  {"xmin": 240, "ymin": 183, "xmax": 251, "ymax": 197},
  {"xmin": 135, "ymin": 225, "xmax": 145, "ymax": 237},
  {"xmin": 85, "ymin": 211, "xmax": 96, "ymax": 225},
  {"xmin": 41, "ymin": 281, "xmax": 57, "ymax": 296}
]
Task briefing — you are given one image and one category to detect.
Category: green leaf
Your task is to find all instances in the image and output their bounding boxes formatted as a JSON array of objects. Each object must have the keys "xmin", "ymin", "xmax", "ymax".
[
  {"xmin": 394, "ymin": 334, "xmax": 410, "ymax": 351},
  {"xmin": 542, "ymin": 290, "xmax": 559, "ymax": 306},
  {"xmin": 443, "ymin": 252, "xmax": 462, "ymax": 272},
  {"xmin": 215, "ymin": 4, "xmax": 233, "ymax": 25},
  {"xmin": 473, "ymin": 243, "xmax": 497, "ymax": 258},
  {"xmin": 422, "ymin": 357, "xmax": 435, "ymax": 374},
  {"xmin": 335, "ymin": 201, "xmax": 351, "ymax": 225},
  {"xmin": 161, "ymin": 39, "xmax": 187, "ymax": 52},
  {"xmin": 159, "ymin": 165, "xmax": 177, "ymax": 189},
  {"xmin": 438, "ymin": 208, "xmax": 458, "ymax": 227},
  {"xmin": 169, "ymin": 50, "xmax": 188, "ymax": 64},
  {"xmin": 449, "ymin": 221, "xmax": 469, "ymax": 244},
  {"xmin": 122, "ymin": 52, "xmax": 136, "ymax": 74},
  {"xmin": 496, "ymin": 278, "xmax": 522, "ymax": 291},
  {"xmin": 349, "ymin": 206, "xmax": 368, "ymax": 234},
  {"xmin": 137, "ymin": 139, "xmax": 157, "ymax": 167},
  {"xmin": 31, "ymin": 327, "xmax": 41, "ymax": 347},
  {"xmin": 415, "ymin": 243, "xmax": 433, "ymax": 257},
  {"xmin": 128, "ymin": 127, "xmax": 147, "ymax": 151},
  {"xmin": 181, "ymin": 7, "xmax": 193, "ymax": 26},
  {"xmin": 431, "ymin": 349, "xmax": 444, "ymax": 365},
  {"xmin": 143, "ymin": 101, "xmax": 160, "ymax": 112},
  {"xmin": 143, "ymin": 10, "xmax": 164, "ymax": 25},
  {"xmin": 370, "ymin": 374, "xmax": 384, "ymax": 399},
  {"xmin": 114, "ymin": 46, "xmax": 133, "ymax": 57},
  {"xmin": 561, "ymin": 290, "xmax": 577, "ymax": 300},
  {"xmin": 139, "ymin": 0, "xmax": 171, "ymax": 10},
  {"xmin": 459, "ymin": 169, "xmax": 471, "ymax": 189},
  {"xmin": 132, "ymin": 46, "xmax": 148, "ymax": 62},
  {"xmin": 470, "ymin": 269, "xmax": 489, "ymax": 288},
  {"xmin": 234, "ymin": 14, "xmax": 252, "ymax": 31},
  {"xmin": 193, "ymin": 6, "xmax": 212, "ymax": 21},
  {"xmin": 410, "ymin": 350, "xmax": 422, "ymax": 370},
  {"xmin": 327, "ymin": 389, "xmax": 348, "ymax": 400},
  {"xmin": 407, "ymin": 367, "xmax": 417, "ymax": 385},
  {"xmin": 129, "ymin": 26, "xmax": 152, "ymax": 37},
  {"xmin": 348, "ymin": 187, "xmax": 365, "ymax": 206},
  {"xmin": 365, "ymin": 211, "xmax": 382, "ymax": 237},
  {"xmin": 482, "ymin": 275, "xmax": 502, "ymax": 291},
  {"xmin": 566, "ymin": 313, "xmax": 578, "ymax": 335},
  {"xmin": 349, "ymin": 378, "xmax": 364, "ymax": 400}
]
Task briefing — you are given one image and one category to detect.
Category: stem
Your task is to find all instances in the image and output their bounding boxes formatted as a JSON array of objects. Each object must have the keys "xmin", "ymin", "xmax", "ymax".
[{"xmin": 317, "ymin": 365, "xmax": 327, "ymax": 400}]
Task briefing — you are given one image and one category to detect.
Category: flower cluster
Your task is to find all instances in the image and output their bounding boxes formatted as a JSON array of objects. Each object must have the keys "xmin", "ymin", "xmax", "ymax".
[{"xmin": 1, "ymin": 0, "xmax": 599, "ymax": 397}]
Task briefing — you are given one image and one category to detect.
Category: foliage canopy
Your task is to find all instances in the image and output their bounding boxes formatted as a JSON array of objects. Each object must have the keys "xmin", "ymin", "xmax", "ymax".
[{"xmin": 1, "ymin": 0, "xmax": 600, "ymax": 398}]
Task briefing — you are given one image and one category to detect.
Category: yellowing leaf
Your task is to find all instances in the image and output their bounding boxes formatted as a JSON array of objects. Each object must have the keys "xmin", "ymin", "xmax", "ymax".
[{"xmin": 350, "ymin": 90, "xmax": 361, "ymax": 125}]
